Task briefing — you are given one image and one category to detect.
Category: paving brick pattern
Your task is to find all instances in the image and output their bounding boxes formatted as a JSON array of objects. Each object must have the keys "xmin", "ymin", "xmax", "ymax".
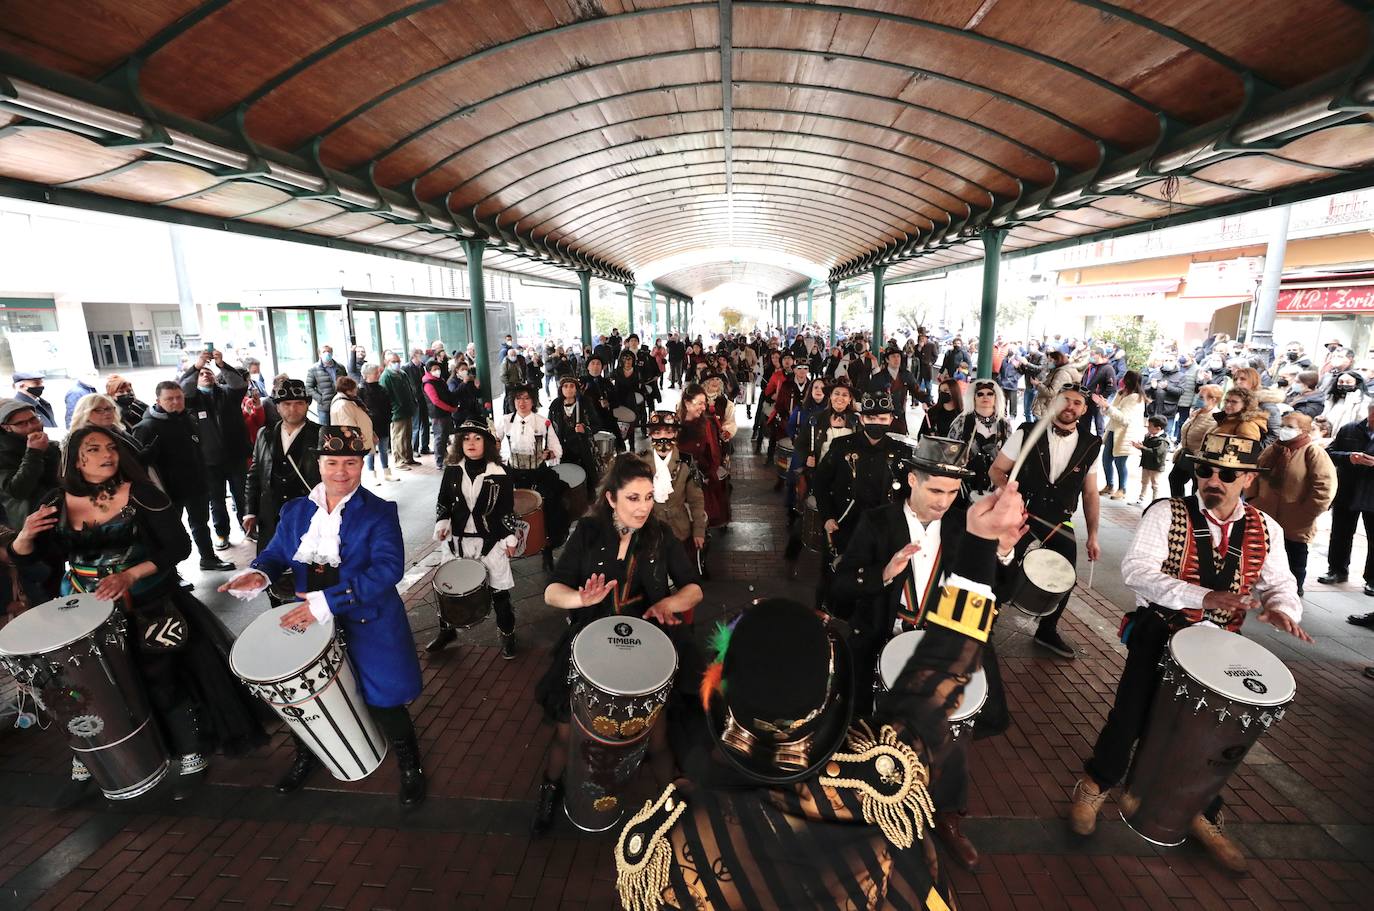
[{"xmin": 1, "ymin": 438, "xmax": 1371, "ymax": 910}]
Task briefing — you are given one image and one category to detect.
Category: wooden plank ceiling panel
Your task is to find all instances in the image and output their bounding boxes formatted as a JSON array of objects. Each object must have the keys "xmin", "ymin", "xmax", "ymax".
[
  {"xmin": 0, "ymin": 0, "xmax": 197, "ymax": 77},
  {"xmin": 1273, "ymin": 124, "xmax": 1374, "ymax": 171},
  {"xmin": 0, "ymin": 128, "xmax": 146, "ymax": 186},
  {"xmin": 1188, "ymin": 156, "xmax": 1340, "ymax": 192},
  {"xmin": 239, "ymin": 199, "xmax": 352, "ymax": 230},
  {"xmin": 170, "ymin": 181, "xmax": 295, "ymax": 219},
  {"xmin": 295, "ymin": 211, "xmax": 391, "ymax": 238},
  {"xmin": 732, "ymin": 149, "xmax": 953, "ymax": 220},
  {"xmin": 80, "ymin": 161, "xmax": 218, "ymax": 205}
]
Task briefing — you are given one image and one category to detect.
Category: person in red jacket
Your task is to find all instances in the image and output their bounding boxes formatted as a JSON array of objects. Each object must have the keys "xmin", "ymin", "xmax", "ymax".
[{"xmin": 421, "ymin": 359, "xmax": 458, "ymax": 469}]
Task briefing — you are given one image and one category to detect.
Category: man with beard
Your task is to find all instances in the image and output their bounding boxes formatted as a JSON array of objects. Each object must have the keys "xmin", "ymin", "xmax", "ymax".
[
  {"xmin": 242, "ymin": 380, "xmax": 320, "ymax": 574},
  {"xmin": 988, "ymin": 383, "xmax": 1102, "ymax": 658},
  {"xmin": 939, "ymin": 336, "xmax": 971, "ymax": 380},
  {"xmin": 1067, "ymin": 432, "xmax": 1310, "ymax": 875}
]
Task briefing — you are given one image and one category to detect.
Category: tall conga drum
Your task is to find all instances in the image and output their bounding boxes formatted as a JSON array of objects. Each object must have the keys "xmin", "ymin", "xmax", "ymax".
[
  {"xmin": 1121, "ymin": 625, "xmax": 1295, "ymax": 846},
  {"xmin": 512, "ymin": 489, "xmax": 547, "ymax": 557},
  {"xmin": 231, "ymin": 605, "xmax": 387, "ymax": 781},
  {"xmin": 0, "ymin": 593, "xmax": 169, "ymax": 799},
  {"xmin": 565, "ymin": 616, "xmax": 676, "ymax": 831}
]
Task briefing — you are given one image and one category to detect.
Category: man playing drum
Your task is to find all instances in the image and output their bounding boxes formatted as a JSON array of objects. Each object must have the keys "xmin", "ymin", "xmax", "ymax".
[
  {"xmin": 493, "ymin": 384, "xmax": 569, "ymax": 572},
  {"xmin": 219, "ymin": 425, "xmax": 427, "ymax": 806},
  {"xmin": 431, "ymin": 420, "xmax": 521, "ymax": 657},
  {"xmin": 1066, "ymin": 432, "xmax": 1311, "ymax": 875},
  {"xmin": 988, "ymin": 382, "xmax": 1102, "ymax": 659},
  {"xmin": 548, "ymin": 374, "xmax": 602, "ymax": 483},
  {"xmin": 833, "ymin": 435, "xmax": 1023, "ymax": 871}
]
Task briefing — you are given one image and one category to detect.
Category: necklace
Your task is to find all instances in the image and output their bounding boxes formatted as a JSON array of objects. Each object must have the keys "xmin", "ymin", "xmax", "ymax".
[
  {"xmin": 88, "ymin": 478, "xmax": 121, "ymax": 512},
  {"xmin": 613, "ymin": 516, "xmax": 633, "ymax": 537}
]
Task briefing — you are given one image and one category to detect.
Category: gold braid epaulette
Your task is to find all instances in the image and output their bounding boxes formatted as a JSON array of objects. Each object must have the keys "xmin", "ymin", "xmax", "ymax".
[
  {"xmin": 818, "ymin": 722, "xmax": 937, "ymax": 849},
  {"xmin": 615, "ymin": 783, "xmax": 686, "ymax": 911}
]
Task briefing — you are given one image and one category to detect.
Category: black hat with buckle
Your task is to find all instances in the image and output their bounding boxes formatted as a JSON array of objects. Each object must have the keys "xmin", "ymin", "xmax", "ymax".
[
  {"xmin": 859, "ymin": 390, "xmax": 895, "ymax": 415},
  {"xmin": 701, "ymin": 599, "xmax": 854, "ymax": 784},
  {"xmin": 271, "ymin": 378, "xmax": 310, "ymax": 402},
  {"xmin": 1195, "ymin": 432, "xmax": 1267, "ymax": 473},
  {"xmin": 647, "ymin": 410, "xmax": 681, "ymax": 433},
  {"xmin": 311, "ymin": 425, "xmax": 370, "ymax": 457},
  {"xmin": 453, "ymin": 419, "xmax": 498, "ymax": 448},
  {"xmin": 892, "ymin": 433, "xmax": 975, "ymax": 480}
]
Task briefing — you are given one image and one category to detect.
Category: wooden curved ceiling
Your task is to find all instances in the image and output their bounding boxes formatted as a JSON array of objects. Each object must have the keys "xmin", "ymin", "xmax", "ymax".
[
  {"xmin": 655, "ymin": 260, "xmax": 810, "ymax": 299},
  {"xmin": 0, "ymin": 0, "xmax": 1372, "ymax": 295}
]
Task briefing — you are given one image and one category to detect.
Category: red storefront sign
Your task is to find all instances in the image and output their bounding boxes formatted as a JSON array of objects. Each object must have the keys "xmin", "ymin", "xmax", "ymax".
[{"xmin": 1276, "ymin": 285, "xmax": 1374, "ymax": 313}]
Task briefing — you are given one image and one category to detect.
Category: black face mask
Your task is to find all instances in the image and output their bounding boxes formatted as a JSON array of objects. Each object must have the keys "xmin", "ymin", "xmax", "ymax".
[
  {"xmin": 651, "ymin": 438, "xmax": 675, "ymax": 453},
  {"xmin": 26, "ymin": 385, "xmax": 44, "ymax": 399},
  {"xmin": 115, "ymin": 393, "xmax": 135, "ymax": 407},
  {"xmin": 862, "ymin": 423, "xmax": 888, "ymax": 440},
  {"xmin": 1286, "ymin": 351, "xmax": 1299, "ymax": 361}
]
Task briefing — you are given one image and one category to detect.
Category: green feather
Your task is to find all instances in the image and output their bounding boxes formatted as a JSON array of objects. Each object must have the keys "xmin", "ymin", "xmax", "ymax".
[{"xmin": 707, "ymin": 621, "xmax": 734, "ymax": 663}]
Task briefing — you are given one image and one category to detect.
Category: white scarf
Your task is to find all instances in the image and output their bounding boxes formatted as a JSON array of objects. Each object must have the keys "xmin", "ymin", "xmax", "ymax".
[
  {"xmin": 652, "ymin": 450, "xmax": 675, "ymax": 503},
  {"xmin": 292, "ymin": 483, "xmax": 359, "ymax": 567}
]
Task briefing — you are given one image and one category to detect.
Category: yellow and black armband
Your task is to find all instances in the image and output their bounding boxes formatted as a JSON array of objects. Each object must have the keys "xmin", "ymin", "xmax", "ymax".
[{"xmin": 923, "ymin": 583, "xmax": 996, "ymax": 643}]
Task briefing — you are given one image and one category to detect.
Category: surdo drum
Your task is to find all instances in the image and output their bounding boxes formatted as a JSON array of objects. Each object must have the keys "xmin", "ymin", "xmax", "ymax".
[
  {"xmin": 0, "ymin": 594, "xmax": 169, "ymax": 800},
  {"xmin": 512, "ymin": 488, "xmax": 547, "ymax": 558},
  {"xmin": 231, "ymin": 606, "xmax": 387, "ymax": 781},
  {"xmin": 877, "ymin": 630, "xmax": 988, "ymax": 738},
  {"xmin": 1006, "ymin": 547, "xmax": 1076, "ymax": 617},
  {"xmin": 1121, "ymin": 625, "xmax": 1295, "ymax": 846},
  {"xmin": 592, "ymin": 431, "xmax": 617, "ymax": 466},
  {"xmin": 565, "ymin": 616, "xmax": 677, "ymax": 832},
  {"xmin": 554, "ymin": 461, "xmax": 590, "ymax": 518},
  {"xmin": 774, "ymin": 438, "xmax": 794, "ymax": 478},
  {"xmin": 432, "ymin": 558, "xmax": 491, "ymax": 629}
]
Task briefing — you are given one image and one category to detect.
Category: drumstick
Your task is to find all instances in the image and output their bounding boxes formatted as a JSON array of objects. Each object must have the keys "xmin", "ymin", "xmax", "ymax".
[
  {"xmin": 1087, "ymin": 560, "xmax": 1095, "ymax": 591},
  {"xmin": 1009, "ymin": 396, "xmax": 1059, "ymax": 484}
]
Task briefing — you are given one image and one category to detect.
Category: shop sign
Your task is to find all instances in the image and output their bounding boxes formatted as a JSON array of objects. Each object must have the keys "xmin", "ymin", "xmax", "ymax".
[
  {"xmin": 1183, "ymin": 258, "xmax": 1262, "ymax": 297},
  {"xmin": 1276, "ymin": 286, "xmax": 1374, "ymax": 313}
]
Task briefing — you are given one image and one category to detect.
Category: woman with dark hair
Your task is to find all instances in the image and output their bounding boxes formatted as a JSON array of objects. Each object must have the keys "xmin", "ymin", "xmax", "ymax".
[
  {"xmin": 530, "ymin": 453, "xmax": 703, "ymax": 834},
  {"xmin": 751, "ymin": 349, "xmax": 786, "ymax": 453},
  {"xmin": 429, "ymin": 421, "xmax": 520, "ymax": 656},
  {"xmin": 1094, "ymin": 369, "xmax": 1145, "ymax": 500},
  {"xmin": 783, "ymin": 376, "xmax": 830, "ymax": 507},
  {"xmin": 10, "ymin": 426, "xmax": 267, "ymax": 791},
  {"xmin": 924, "ymin": 377, "xmax": 964, "ymax": 437},
  {"xmin": 611, "ymin": 352, "xmax": 643, "ymax": 448},
  {"xmin": 677, "ymin": 384, "xmax": 730, "ymax": 528}
]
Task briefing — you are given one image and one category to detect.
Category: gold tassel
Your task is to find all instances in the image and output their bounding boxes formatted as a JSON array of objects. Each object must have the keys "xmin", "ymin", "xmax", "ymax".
[
  {"xmin": 616, "ymin": 784, "xmax": 686, "ymax": 911},
  {"xmin": 819, "ymin": 722, "xmax": 937, "ymax": 849}
]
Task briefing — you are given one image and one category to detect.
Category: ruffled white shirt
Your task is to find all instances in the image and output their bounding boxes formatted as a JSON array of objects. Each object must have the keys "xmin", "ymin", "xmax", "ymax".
[
  {"xmin": 293, "ymin": 483, "xmax": 358, "ymax": 567},
  {"xmin": 652, "ymin": 450, "xmax": 674, "ymax": 503}
]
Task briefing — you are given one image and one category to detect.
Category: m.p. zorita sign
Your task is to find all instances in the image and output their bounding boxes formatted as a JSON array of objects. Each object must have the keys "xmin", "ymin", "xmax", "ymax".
[{"xmin": 1276, "ymin": 286, "xmax": 1374, "ymax": 313}]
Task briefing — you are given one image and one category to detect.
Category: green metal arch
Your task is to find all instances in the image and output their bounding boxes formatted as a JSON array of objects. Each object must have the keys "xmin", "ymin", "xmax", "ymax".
[{"xmin": 441, "ymin": 109, "xmax": 999, "ymax": 208}]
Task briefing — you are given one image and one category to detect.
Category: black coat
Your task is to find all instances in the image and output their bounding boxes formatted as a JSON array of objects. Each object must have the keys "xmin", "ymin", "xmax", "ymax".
[
  {"xmin": 1328, "ymin": 419, "xmax": 1374, "ymax": 511},
  {"xmin": 436, "ymin": 462, "xmax": 517, "ymax": 556},
  {"xmin": 360, "ymin": 382, "xmax": 393, "ymax": 440},
  {"xmin": 244, "ymin": 420, "xmax": 320, "ymax": 552},
  {"xmin": 132, "ymin": 406, "xmax": 208, "ymax": 502},
  {"xmin": 812, "ymin": 432, "xmax": 907, "ymax": 553},
  {"xmin": 180, "ymin": 368, "xmax": 251, "ymax": 463}
]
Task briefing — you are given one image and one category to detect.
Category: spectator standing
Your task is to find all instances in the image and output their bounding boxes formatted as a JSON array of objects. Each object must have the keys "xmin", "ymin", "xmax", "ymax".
[
  {"xmin": 381, "ymin": 352, "xmax": 418, "ymax": 466},
  {"xmin": 64, "ymin": 372, "xmax": 99, "ymax": 427},
  {"xmin": 667, "ymin": 332, "xmax": 686, "ymax": 388},
  {"xmin": 403, "ymin": 348, "xmax": 430, "ymax": 456},
  {"xmin": 1081, "ymin": 347, "xmax": 1118, "ymax": 436},
  {"xmin": 1095, "ymin": 370, "xmax": 1144, "ymax": 500},
  {"xmin": 358, "ymin": 367, "xmax": 401, "ymax": 484},
  {"xmin": 423, "ymin": 360, "xmax": 459, "ymax": 469},
  {"xmin": 1128, "ymin": 415, "xmax": 1171, "ymax": 505},
  {"xmin": 11, "ymin": 372, "xmax": 55, "ymax": 428},
  {"xmin": 1248, "ymin": 412, "xmax": 1335, "ymax": 595},
  {"xmin": 1168, "ymin": 384, "xmax": 1221, "ymax": 497},
  {"xmin": 133, "ymin": 381, "xmax": 234, "ymax": 571},
  {"xmin": 1286, "ymin": 370, "xmax": 1325, "ymax": 417},
  {"xmin": 1319, "ymin": 401, "xmax": 1374, "ymax": 601},
  {"xmin": 305, "ymin": 345, "xmax": 344, "ymax": 420},
  {"xmin": 106, "ymin": 375, "xmax": 148, "ymax": 430},
  {"xmin": 179, "ymin": 352, "xmax": 251, "ymax": 551}
]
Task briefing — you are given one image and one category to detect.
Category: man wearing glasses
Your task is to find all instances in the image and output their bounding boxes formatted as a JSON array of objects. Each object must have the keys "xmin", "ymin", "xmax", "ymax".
[
  {"xmin": 989, "ymin": 382, "xmax": 1102, "ymax": 658},
  {"xmin": 1067, "ymin": 432, "xmax": 1310, "ymax": 875},
  {"xmin": 0, "ymin": 399, "xmax": 60, "ymax": 530}
]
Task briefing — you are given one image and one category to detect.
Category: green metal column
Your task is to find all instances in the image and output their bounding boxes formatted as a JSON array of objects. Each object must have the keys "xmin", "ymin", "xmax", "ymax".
[
  {"xmin": 462, "ymin": 238, "xmax": 493, "ymax": 415},
  {"xmin": 649, "ymin": 289, "xmax": 658, "ymax": 340},
  {"xmin": 977, "ymin": 228, "xmax": 1005, "ymax": 379},
  {"xmin": 872, "ymin": 265, "xmax": 886, "ymax": 346},
  {"xmin": 578, "ymin": 270, "xmax": 593, "ymax": 351},
  {"xmin": 806, "ymin": 287, "xmax": 814, "ymax": 323},
  {"xmin": 828, "ymin": 280, "xmax": 838, "ymax": 346},
  {"xmin": 791, "ymin": 295, "xmax": 798, "ymax": 326},
  {"xmin": 624, "ymin": 283, "xmax": 636, "ymax": 337}
]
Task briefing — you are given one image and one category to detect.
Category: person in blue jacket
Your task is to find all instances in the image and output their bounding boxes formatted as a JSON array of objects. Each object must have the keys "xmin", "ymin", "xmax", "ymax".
[{"xmin": 219, "ymin": 424, "xmax": 426, "ymax": 805}]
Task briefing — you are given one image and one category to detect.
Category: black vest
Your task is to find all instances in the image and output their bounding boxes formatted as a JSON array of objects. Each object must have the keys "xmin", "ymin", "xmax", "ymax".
[{"xmin": 1012, "ymin": 421, "xmax": 1102, "ymax": 524}]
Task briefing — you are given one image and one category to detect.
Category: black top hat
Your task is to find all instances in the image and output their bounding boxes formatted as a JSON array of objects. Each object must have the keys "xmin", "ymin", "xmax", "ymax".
[
  {"xmin": 703, "ymin": 599, "xmax": 854, "ymax": 784},
  {"xmin": 1195, "ymin": 432, "xmax": 1267, "ymax": 472},
  {"xmin": 271, "ymin": 378, "xmax": 309, "ymax": 402},
  {"xmin": 311, "ymin": 425, "xmax": 370, "ymax": 456},
  {"xmin": 883, "ymin": 346, "xmax": 903, "ymax": 359},
  {"xmin": 892, "ymin": 433, "xmax": 975, "ymax": 480},
  {"xmin": 453, "ymin": 419, "xmax": 498, "ymax": 447},
  {"xmin": 647, "ymin": 410, "xmax": 681, "ymax": 431},
  {"xmin": 859, "ymin": 390, "xmax": 895, "ymax": 415}
]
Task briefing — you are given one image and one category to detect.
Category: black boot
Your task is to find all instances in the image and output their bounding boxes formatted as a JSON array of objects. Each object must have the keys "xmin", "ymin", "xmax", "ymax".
[
  {"xmin": 165, "ymin": 706, "xmax": 208, "ymax": 801},
  {"xmin": 425, "ymin": 620, "xmax": 457, "ymax": 653},
  {"xmin": 500, "ymin": 631, "xmax": 517, "ymax": 660},
  {"xmin": 276, "ymin": 743, "xmax": 319, "ymax": 794},
  {"xmin": 532, "ymin": 777, "xmax": 563, "ymax": 836},
  {"xmin": 393, "ymin": 734, "xmax": 427, "ymax": 807}
]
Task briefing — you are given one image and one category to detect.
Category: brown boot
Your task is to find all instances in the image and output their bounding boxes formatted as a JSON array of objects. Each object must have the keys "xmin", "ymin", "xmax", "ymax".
[
  {"xmin": 1068, "ymin": 778, "xmax": 1108, "ymax": 836},
  {"xmin": 1190, "ymin": 813, "xmax": 1248, "ymax": 876},
  {"xmin": 933, "ymin": 811, "xmax": 979, "ymax": 871}
]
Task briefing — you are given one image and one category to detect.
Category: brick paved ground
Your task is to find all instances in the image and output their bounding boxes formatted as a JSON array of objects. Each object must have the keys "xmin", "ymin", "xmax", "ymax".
[{"xmin": 1, "ymin": 410, "xmax": 1372, "ymax": 910}]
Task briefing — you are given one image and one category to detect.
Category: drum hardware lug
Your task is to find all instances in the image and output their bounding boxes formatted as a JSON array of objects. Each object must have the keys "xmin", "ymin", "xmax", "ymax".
[
  {"xmin": 1175, "ymin": 684, "xmax": 1188, "ymax": 698},
  {"xmin": 1239, "ymin": 712, "xmax": 1252, "ymax": 730},
  {"xmin": 1258, "ymin": 712, "xmax": 1273, "ymax": 728},
  {"xmin": 1192, "ymin": 696, "xmax": 1207, "ymax": 714},
  {"xmin": 1216, "ymin": 707, "xmax": 1230, "ymax": 723},
  {"xmin": 1273, "ymin": 707, "xmax": 1285, "ymax": 723}
]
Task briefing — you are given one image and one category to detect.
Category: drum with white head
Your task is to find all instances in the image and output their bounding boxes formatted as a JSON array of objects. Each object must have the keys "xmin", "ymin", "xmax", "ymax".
[
  {"xmin": 554, "ymin": 461, "xmax": 590, "ymax": 517},
  {"xmin": 512, "ymin": 488, "xmax": 547, "ymax": 557},
  {"xmin": 432, "ymin": 558, "xmax": 490, "ymax": 629},
  {"xmin": 231, "ymin": 606, "xmax": 387, "ymax": 781},
  {"xmin": 876, "ymin": 630, "xmax": 988, "ymax": 737},
  {"xmin": 0, "ymin": 593, "xmax": 169, "ymax": 799},
  {"xmin": 564, "ymin": 616, "xmax": 677, "ymax": 831},
  {"xmin": 1007, "ymin": 547, "xmax": 1076, "ymax": 617},
  {"xmin": 1122, "ymin": 625, "xmax": 1295, "ymax": 846}
]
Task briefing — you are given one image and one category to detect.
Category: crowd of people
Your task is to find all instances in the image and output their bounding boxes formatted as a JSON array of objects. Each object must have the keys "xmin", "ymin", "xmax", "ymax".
[{"xmin": 0, "ymin": 314, "xmax": 1367, "ymax": 910}]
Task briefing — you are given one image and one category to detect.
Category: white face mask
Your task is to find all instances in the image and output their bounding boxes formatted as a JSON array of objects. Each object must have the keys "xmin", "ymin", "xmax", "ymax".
[{"xmin": 1277, "ymin": 426, "xmax": 1300, "ymax": 442}]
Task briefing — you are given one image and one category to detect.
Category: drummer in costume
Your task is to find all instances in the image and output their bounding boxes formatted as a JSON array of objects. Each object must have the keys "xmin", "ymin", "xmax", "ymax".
[
  {"xmin": 868, "ymin": 346, "xmax": 922, "ymax": 435},
  {"xmin": 947, "ymin": 378, "xmax": 1014, "ymax": 503},
  {"xmin": 243, "ymin": 379, "xmax": 320, "ymax": 569},
  {"xmin": 548, "ymin": 374, "xmax": 603, "ymax": 483},
  {"xmin": 812, "ymin": 390, "xmax": 909, "ymax": 614},
  {"xmin": 582, "ymin": 354, "xmax": 624, "ymax": 453},
  {"xmin": 493, "ymin": 384, "xmax": 569, "ymax": 572},
  {"xmin": 532, "ymin": 454, "xmax": 704, "ymax": 835},
  {"xmin": 988, "ymin": 382, "xmax": 1102, "ymax": 658},
  {"xmin": 429, "ymin": 420, "xmax": 521, "ymax": 657},
  {"xmin": 612, "ymin": 352, "xmax": 645, "ymax": 445},
  {"xmin": 643, "ymin": 411, "xmax": 708, "ymax": 581},
  {"xmin": 1067, "ymin": 432, "xmax": 1311, "ymax": 874},
  {"xmin": 675, "ymin": 384, "xmax": 730, "ymax": 530},
  {"xmin": 626, "ymin": 334, "xmax": 662, "ymax": 434},
  {"xmin": 219, "ymin": 425, "xmax": 427, "ymax": 805},
  {"xmin": 833, "ymin": 435, "xmax": 1022, "ymax": 871},
  {"xmin": 614, "ymin": 483, "xmax": 1028, "ymax": 911},
  {"xmin": 764, "ymin": 355, "xmax": 807, "ymax": 460},
  {"xmin": 783, "ymin": 381, "xmax": 858, "ymax": 560},
  {"xmin": 11, "ymin": 427, "xmax": 267, "ymax": 788}
]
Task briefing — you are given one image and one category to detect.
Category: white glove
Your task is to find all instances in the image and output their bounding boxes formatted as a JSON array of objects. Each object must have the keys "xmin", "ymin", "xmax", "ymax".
[{"xmin": 433, "ymin": 519, "xmax": 451, "ymax": 542}]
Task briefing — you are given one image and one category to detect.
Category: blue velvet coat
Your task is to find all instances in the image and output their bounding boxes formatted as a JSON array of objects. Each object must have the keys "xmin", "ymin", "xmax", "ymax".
[{"xmin": 250, "ymin": 487, "xmax": 422, "ymax": 707}]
